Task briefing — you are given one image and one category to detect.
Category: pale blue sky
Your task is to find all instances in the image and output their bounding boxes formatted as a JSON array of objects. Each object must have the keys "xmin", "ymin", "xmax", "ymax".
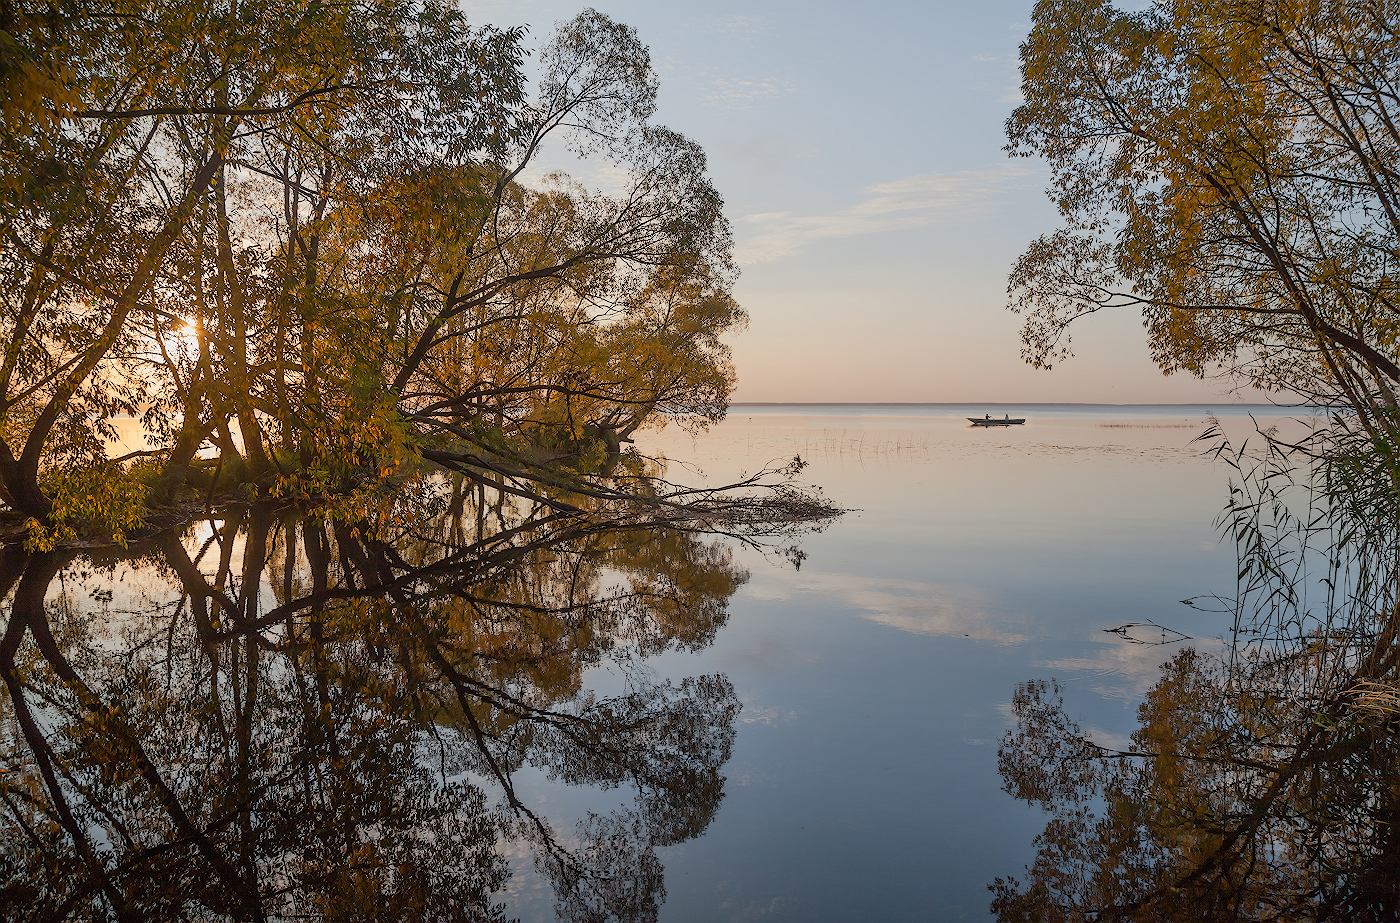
[{"xmin": 463, "ymin": 0, "xmax": 1250, "ymax": 403}]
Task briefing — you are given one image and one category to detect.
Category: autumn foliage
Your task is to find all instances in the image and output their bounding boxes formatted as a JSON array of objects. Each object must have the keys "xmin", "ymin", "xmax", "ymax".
[
  {"xmin": 0, "ymin": 3, "xmax": 747, "ymax": 543},
  {"xmin": 998, "ymin": 1, "xmax": 1400, "ymax": 916},
  {"xmin": 1008, "ymin": 0, "xmax": 1400, "ymax": 431}
]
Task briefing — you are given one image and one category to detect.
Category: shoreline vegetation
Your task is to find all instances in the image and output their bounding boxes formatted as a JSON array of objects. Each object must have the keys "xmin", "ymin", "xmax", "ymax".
[{"xmin": 0, "ymin": 3, "xmax": 838, "ymax": 552}]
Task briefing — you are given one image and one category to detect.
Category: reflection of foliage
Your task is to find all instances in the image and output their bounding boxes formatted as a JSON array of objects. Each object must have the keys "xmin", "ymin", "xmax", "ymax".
[
  {"xmin": 994, "ymin": 420, "xmax": 1400, "ymax": 920},
  {"xmin": 0, "ymin": 486, "xmax": 757, "ymax": 921},
  {"xmin": 995, "ymin": 0, "xmax": 1400, "ymax": 910},
  {"xmin": 997, "ymin": 649, "xmax": 1400, "ymax": 920}
]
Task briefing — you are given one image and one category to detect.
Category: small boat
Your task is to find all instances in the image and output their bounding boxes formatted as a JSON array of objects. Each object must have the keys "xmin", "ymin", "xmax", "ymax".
[{"xmin": 969, "ymin": 414, "xmax": 1026, "ymax": 427}]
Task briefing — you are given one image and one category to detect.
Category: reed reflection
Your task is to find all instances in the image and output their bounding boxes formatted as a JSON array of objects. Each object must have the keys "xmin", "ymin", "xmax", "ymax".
[{"xmin": 0, "ymin": 485, "xmax": 760, "ymax": 921}]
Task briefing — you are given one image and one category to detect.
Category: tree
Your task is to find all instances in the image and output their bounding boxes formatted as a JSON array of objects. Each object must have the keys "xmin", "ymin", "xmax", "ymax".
[
  {"xmin": 168, "ymin": 9, "xmax": 742, "ymax": 516},
  {"xmin": 1007, "ymin": 0, "xmax": 1400, "ymax": 435},
  {"xmin": 0, "ymin": 4, "xmax": 776, "ymax": 547},
  {"xmin": 999, "ymin": 5, "xmax": 1400, "ymax": 913},
  {"xmin": 1, "ymin": 0, "xmax": 523, "ymax": 526}
]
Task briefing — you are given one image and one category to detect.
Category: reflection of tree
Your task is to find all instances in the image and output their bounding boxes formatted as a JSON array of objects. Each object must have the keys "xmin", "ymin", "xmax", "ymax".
[
  {"xmin": 0, "ymin": 489, "xmax": 753, "ymax": 921},
  {"xmin": 994, "ymin": 430, "xmax": 1400, "ymax": 921},
  {"xmin": 996, "ymin": 652, "xmax": 1400, "ymax": 920}
]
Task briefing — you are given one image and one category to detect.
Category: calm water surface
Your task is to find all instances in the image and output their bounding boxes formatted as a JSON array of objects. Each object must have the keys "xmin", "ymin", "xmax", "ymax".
[
  {"xmin": 505, "ymin": 403, "xmax": 1305, "ymax": 922},
  {"xmin": 16, "ymin": 404, "xmax": 1314, "ymax": 921}
]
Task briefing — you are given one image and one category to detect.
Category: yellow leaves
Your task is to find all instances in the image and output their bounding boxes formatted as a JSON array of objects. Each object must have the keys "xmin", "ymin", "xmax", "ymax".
[
  {"xmin": 0, "ymin": 0, "xmax": 743, "ymax": 533},
  {"xmin": 26, "ymin": 460, "xmax": 148, "ymax": 551},
  {"xmin": 1009, "ymin": 0, "xmax": 1400, "ymax": 396},
  {"xmin": 23, "ymin": 517, "xmax": 69, "ymax": 553}
]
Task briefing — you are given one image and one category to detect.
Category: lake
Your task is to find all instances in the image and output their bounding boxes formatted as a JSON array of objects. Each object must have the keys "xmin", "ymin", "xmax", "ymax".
[
  {"xmin": 501, "ymin": 403, "xmax": 1302, "ymax": 922},
  {"xmin": 3, "ymin": 403, "xmax": 1314, "ymax": 921}
]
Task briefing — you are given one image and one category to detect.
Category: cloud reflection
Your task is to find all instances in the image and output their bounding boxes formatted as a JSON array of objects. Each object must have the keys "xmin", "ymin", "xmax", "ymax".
[
  {"xmin": 754, "ymin": 571, "xmax": 1030, "ymax": 644},
  {"xmin": 1044, "ymin": 633, "xmax": 1227, "ymax": 700},
  {"xmin": 749, "ymin": 566, "xmax": 1218, "ymax": 700}
]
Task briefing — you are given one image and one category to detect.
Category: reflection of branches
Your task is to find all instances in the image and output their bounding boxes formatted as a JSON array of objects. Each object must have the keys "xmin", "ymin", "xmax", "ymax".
[
  {"xmin": 996, "ymin": 417, "xmax": 1400, "ymax": 921},
  {"xmin": 0, "ymin": 481, "xmax": 773, "ymax": 920},
  {"xmin": 1103, "ymin": 620, "xmax": 1192, "ymax": 646},
  {"xmin": 420, "ymin": 432, "xmax": 841, "ymax": 545},
  {"xmin": 1, "ymin": 553, "xmax": 266, "ymax": 921}
]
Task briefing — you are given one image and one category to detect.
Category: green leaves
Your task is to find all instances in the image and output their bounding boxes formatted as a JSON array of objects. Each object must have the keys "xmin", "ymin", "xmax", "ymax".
[{"xmin": 26, "ymin": 458, "xmax": 150, "ymax": 551}]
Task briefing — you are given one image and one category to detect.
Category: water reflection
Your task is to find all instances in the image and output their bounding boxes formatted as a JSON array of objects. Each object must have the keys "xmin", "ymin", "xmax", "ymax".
[
  {"xmin": 630, "ymin": 406, "xmax": 1251, "ymax": 921},
  {"xmin": 995, "ymin": 649, "xmax": 1400, "ymax": 920},
  {"xmin": 994, "ymin": 427, "xmax": 1400, "ymax": 921},
  {"xmin": 0, "ymin": 494, "xmax": 754, "ymax": 921}
]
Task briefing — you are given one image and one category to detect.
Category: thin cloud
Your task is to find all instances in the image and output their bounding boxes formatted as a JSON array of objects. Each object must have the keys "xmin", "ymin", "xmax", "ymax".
[
  {"xmin": 736, "ymin": 166, "xmax": 1034, "ymax": 264},
  {"xmin": 705, "ymin": 76, "xmax": 792, "ymax": 108},
  {"xmin": 692, "ymin": 13, "xmax": 771, "ymax": 38}
]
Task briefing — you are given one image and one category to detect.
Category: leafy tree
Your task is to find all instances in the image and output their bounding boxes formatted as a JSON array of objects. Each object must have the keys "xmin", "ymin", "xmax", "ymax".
[
  {"xmin": 999, "ymin": 4, "xmax": 1400, "ymax": 914},
  {"xmin": 0, "ymin": 4, "xmax": 774, "ymax": 549},
  {"xmin": 1, "ymin": 0, "xmax": 521, "ymax": 525},
  {"xmin": 1007, "ymin": 0, "xmax": 1400, "ymax": 433}
]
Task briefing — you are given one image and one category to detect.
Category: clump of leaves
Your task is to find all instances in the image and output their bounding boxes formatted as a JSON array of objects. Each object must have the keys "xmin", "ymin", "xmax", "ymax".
[{"xmin": 26, "ymin": 459, "xmax": 150, "ymax": 550}]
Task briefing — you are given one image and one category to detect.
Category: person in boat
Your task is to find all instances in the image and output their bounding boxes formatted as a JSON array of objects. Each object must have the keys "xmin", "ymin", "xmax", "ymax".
[{"xmin": 985, "ymin": 414, "xmax": 991, "ymax": 420}]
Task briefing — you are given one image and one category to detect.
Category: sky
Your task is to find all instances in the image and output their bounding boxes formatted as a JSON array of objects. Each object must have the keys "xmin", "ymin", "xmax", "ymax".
[{"xmin": 460, "ymin": 0, "xmax": 1255, "ymax": 404}]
